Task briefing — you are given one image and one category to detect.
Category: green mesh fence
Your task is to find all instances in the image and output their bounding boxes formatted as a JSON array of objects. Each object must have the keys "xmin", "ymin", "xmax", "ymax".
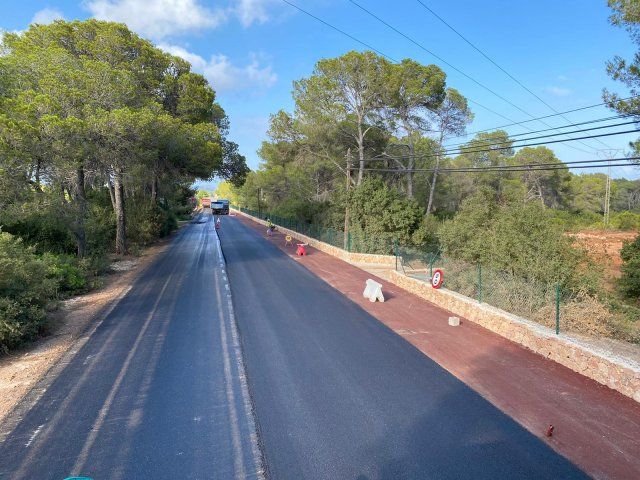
[{"xmin": 397, "ymin": 244, "xmax": 562, "ymax": 333}]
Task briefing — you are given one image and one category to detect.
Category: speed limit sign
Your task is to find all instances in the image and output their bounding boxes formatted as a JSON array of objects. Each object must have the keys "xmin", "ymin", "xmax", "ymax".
[{"xmin": 431, "ymin": 269, "xmax": 444, "ymax": 289}]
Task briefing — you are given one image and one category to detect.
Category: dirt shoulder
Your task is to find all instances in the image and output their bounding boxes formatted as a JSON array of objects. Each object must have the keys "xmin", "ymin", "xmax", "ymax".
[{"xmin": 0, "ymin": 231, "xmax": 179, "ymax": 423}]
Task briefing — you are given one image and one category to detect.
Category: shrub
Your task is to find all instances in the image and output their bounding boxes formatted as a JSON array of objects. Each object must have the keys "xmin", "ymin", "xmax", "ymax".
[
  {"xmin": 611, "ymin": 211, "xmax": 640, "ymax": 231},
  {"xmin": 347, "ymin": 178, "xmax": 425, "ymax": 254},
  {"xmin": 126, "ymin": 202, "xmax": 177, "ymax": 246},
  {"xmin": 438, "ymin": 190, "xmax": 593, "ymax": 291},
  {"xmin": 620, "ymin": 234, "xmax": 640, "ymax": 299},
  {"xmin": 0, "ymin": 232, "xmax": 57, "ymax": 352},
  {"xmin": 42, "ymin": 253, "xmax": 88, "ymax": 295},
  {"xmin": 78, "ymin": 254, "xmax": 111, "ymax": 277}
]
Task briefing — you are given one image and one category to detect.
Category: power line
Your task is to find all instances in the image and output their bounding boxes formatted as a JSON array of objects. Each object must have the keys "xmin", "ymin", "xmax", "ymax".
[
  {"xmin": 363, "ymin": 157, "xmax": 639, "ymax": 171},
  {"xmin": 346, "ymin": 0, "xmax": 601, "ymax": 154},
  {"xmin": 280, "ymin": 0, "xmax": 593, "ymax": 154},
  {"xmin": 352, "ymin": 157, "xmax": 640, "ymax": 174},
  {"xmin": 413, "ymin": 0, "xmax": 615, "ymax": 151},
  {"xmin": 364, "ymin": 128, "xmax": 640, "ymax": 162},
  {"xmin": 445, "ymin": 127, "xmax": 640, "ymax": 156},
  {"xmin": 448, "ymin": 97, "xmax": 637, "ymax": 140},
  {"xmin": 356, "ymin": 163, "xmax": 634, "ymax": 173},
  {"xmin": 280, "ymin": 0, "xmax": 396, "ymax": 61},
  {"xmin": 442, "ymin": 116, "xmax": 633, "ymax": 150}
]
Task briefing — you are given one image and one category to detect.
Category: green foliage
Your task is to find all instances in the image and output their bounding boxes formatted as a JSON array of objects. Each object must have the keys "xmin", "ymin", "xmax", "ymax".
[
  {"xmin": 348, "ymin": 178, "xmax": 425, "ymax": 253},
  {"xmin": 0, "ymin": 232, "xmax": 56, "ymax": 352},
  {"xmin": 126, "ymin": 202, "xmax": 177, "ymax": 247},
  {"xmin": 620, "ymin": 234, "xmax": 640, "ymax": 298},
  {"xmin": 611, "ymin": 211, "xmax": 640, "ymax": 230},
  {"xmin": 42, "ymin": 253, "xmax": 88, "ymax": 294},
  {"xmin": 548, "ymin": 209, "xmax": 603, "ymax": 231},
  {"xmin": 437, "ymin": 190, "xmax": 590, "ymax": 290}
]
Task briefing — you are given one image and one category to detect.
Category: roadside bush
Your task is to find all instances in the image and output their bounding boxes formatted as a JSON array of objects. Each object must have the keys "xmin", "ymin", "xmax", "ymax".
[
  {"xmin": 548, "ymin": 209, "xmax": 603, "ymax": 231},
  {"xmin": 1, "ymin": 208, "xmax": 76, "ymax": 255},
  {"xmin": 347, "ymin": 178, "xmax": 425, "ymax": 254},
  {"xmin": 0, "ymin": 232, "xmax": 57, "ymax": 353},
  {"xmin": 85, "ymin": 195, "xmax": 116, "ymax": 254},
  {"xmin": 620, "ymin": 234, "xmax": 640, "ymax": 299},
  {"xmin": 438, "ymin": 190, "xmax": 594, "ymax": 291},
  {"xmin": 173, "ymin": 204, "xmax": 193, "ymax": 221},
  {"xmin": 42, "ymin": 253, "xmax": 88, "ymax": 295},
  {"xmin": 611, "ymin": 211, "xmax": 640, "ymax": 231},
  {"xmin": 78, "ymin": 254, "xmax": 111, "ymax": 277},
  {"xmin": 127, "ymin": 202, "xmax": 177, "ymax": 247}
]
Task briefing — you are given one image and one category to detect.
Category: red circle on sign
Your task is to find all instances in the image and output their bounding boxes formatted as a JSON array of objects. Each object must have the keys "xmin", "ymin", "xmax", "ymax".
[{"xmin": 431, "ymin": 269, "xmax": 444, "ymax": 289}]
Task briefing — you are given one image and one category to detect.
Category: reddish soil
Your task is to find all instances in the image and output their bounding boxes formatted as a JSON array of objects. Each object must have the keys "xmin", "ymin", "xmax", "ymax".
[
  {"xmin": 570, "ymin": 230, "xmax": 637, "ymax": 287},
  {"xmin": 236, "ymin": 215, "xmax": 640, "ymax": 480}
]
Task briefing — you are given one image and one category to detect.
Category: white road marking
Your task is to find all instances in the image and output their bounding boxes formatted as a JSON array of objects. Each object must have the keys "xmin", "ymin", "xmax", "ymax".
[
  {"xmin": 24, "ymin": 425, "xmax": 44, "ymax": 447},
  {"xmin": 213, "ymin": 229, "xmax": 266, "ymax": 480}
]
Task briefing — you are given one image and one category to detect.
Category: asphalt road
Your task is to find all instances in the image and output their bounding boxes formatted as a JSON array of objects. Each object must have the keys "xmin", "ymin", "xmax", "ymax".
[
  {"xmin": 218, "ymin": 216, "xmax": 589, "ymax": 480},
  {"xmin": 0, "ymin": 212, "xmax": 589, "ymax": 480},
  {"xmin": 0, "ymin": 213, "xmax": 262, "ymax": 480}
]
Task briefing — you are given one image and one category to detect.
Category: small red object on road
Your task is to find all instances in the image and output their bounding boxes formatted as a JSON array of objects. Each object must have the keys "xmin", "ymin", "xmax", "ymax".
[
  {"xmin": 215, "ymin": 218, "xmax": 221, "ymax": 229},
  {"xmin": 296, "ymin": 244, "xmax": 307, "ymax": 256},
  {"xmin": 546, "ymin": 425, "xmax": 554, "ymax": 437}
]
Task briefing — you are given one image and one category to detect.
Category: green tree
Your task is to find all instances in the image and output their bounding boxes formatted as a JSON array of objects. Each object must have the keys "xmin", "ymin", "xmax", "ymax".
[
  {"xmin": 384, "ymin": 59, "xmax": 446, "ymax": 197},
  {"xmin": 347, "ymin": 178, "xmax": 424, "ymax": 253},
  {"xmin": 426, "ymin": 88, "xmax": 473, "ymax": 214},
  {"xmin": 438, "ymin": 189, "xmax": 585, "ymax": 287},
  {"xmin": 1, "ymin": 20, "xmax": 233, "ymax": 255},
  {"xmin": 293, "ymin": 51, "xmax": 389, "ymax": 185},
  {"xmin": 214, "ymin": 181, "xmax": 240, "ymax": 205},
  {"xmin": 570, "ymin": 173, "xmax": 610, "ymax": 213},
  {"xmin": 513, "ymin": 147, "xmax": 572, "ymax": 208},
  {"xmin": 604, "ymin": 0, "xmax": 640, "ymax": 158}
]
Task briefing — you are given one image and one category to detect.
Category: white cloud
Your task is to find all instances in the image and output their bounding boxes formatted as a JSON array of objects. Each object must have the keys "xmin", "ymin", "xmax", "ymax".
[
  {"xmin": 31, "ymin": 8, "xmax": 65, "ymax": 25},
  {"xmin": 159, "ymin": 44, "xmax": 277, "ymax": 93},
  {"xmin": 545, "ymin": 86, "xmax": 572, "ymax": 97},
  {"xmin": 86, "ymin": 0, "xmax": 227, "ymax": 40},
  {"xmin": 234, "ymin": 0, "xmax": 273, "ymax": 27}
]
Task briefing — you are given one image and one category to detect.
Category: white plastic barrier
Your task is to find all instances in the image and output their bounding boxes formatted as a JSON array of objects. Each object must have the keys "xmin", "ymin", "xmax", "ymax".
[{"xmin": 363, "ymin": 279, "xmax": 385, "ymax": 303}]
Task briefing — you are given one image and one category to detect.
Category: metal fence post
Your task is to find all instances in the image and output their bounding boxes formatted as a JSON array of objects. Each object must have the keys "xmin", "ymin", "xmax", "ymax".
[
  {"xmin": 394, "ymin": 239, "xmax": 398, "ymax": 271},
  {"xmin": 555, "ymin": 283, "xmax": 560, "ymax": 335},
  {"xmin": 477, "ymin": 263, "xmax": 483, "ymax": 303},
  {"xmin": 347, "ymin": 232, "xmax": 352, "ymax": 252}
]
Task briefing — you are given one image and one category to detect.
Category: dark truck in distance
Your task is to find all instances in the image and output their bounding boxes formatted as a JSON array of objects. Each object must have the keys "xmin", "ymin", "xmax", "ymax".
[{"xmin": 212, "ymin": 199, "xmax": 230, "ymax": 215}]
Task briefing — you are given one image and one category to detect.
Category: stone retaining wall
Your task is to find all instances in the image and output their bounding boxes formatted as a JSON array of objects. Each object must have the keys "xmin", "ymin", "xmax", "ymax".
[{"xmin": 233, "ymin": 209, "xmax": 640, "ymax": 402}]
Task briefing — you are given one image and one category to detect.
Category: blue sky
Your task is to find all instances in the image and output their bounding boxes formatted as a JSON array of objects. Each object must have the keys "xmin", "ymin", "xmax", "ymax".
[{"xmin": 2, "ymin": 0, "xmax": 639, "ymax": 184}]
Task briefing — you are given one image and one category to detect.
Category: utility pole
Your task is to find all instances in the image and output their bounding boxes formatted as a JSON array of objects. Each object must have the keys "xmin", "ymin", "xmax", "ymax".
[
  {"xmin": 604, "ymin": 162, "xmax": 611, "ymax": 229},
  {"xmin": 599, "ymin": 149, "xmax": 620, "ymax": 229},
  {"xmin": 344, "ymin": 148, "xmax": 352, "ymax": 250}
]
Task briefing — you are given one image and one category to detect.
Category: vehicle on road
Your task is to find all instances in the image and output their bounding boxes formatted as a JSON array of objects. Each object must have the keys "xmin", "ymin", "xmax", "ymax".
[
  {"xmin": 201, "ymin": 197, "xmax": 212, "ymax": 209},
  {"xmin": 211, "ymin": 201, "xmax": 225, "ymax": 214}
]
